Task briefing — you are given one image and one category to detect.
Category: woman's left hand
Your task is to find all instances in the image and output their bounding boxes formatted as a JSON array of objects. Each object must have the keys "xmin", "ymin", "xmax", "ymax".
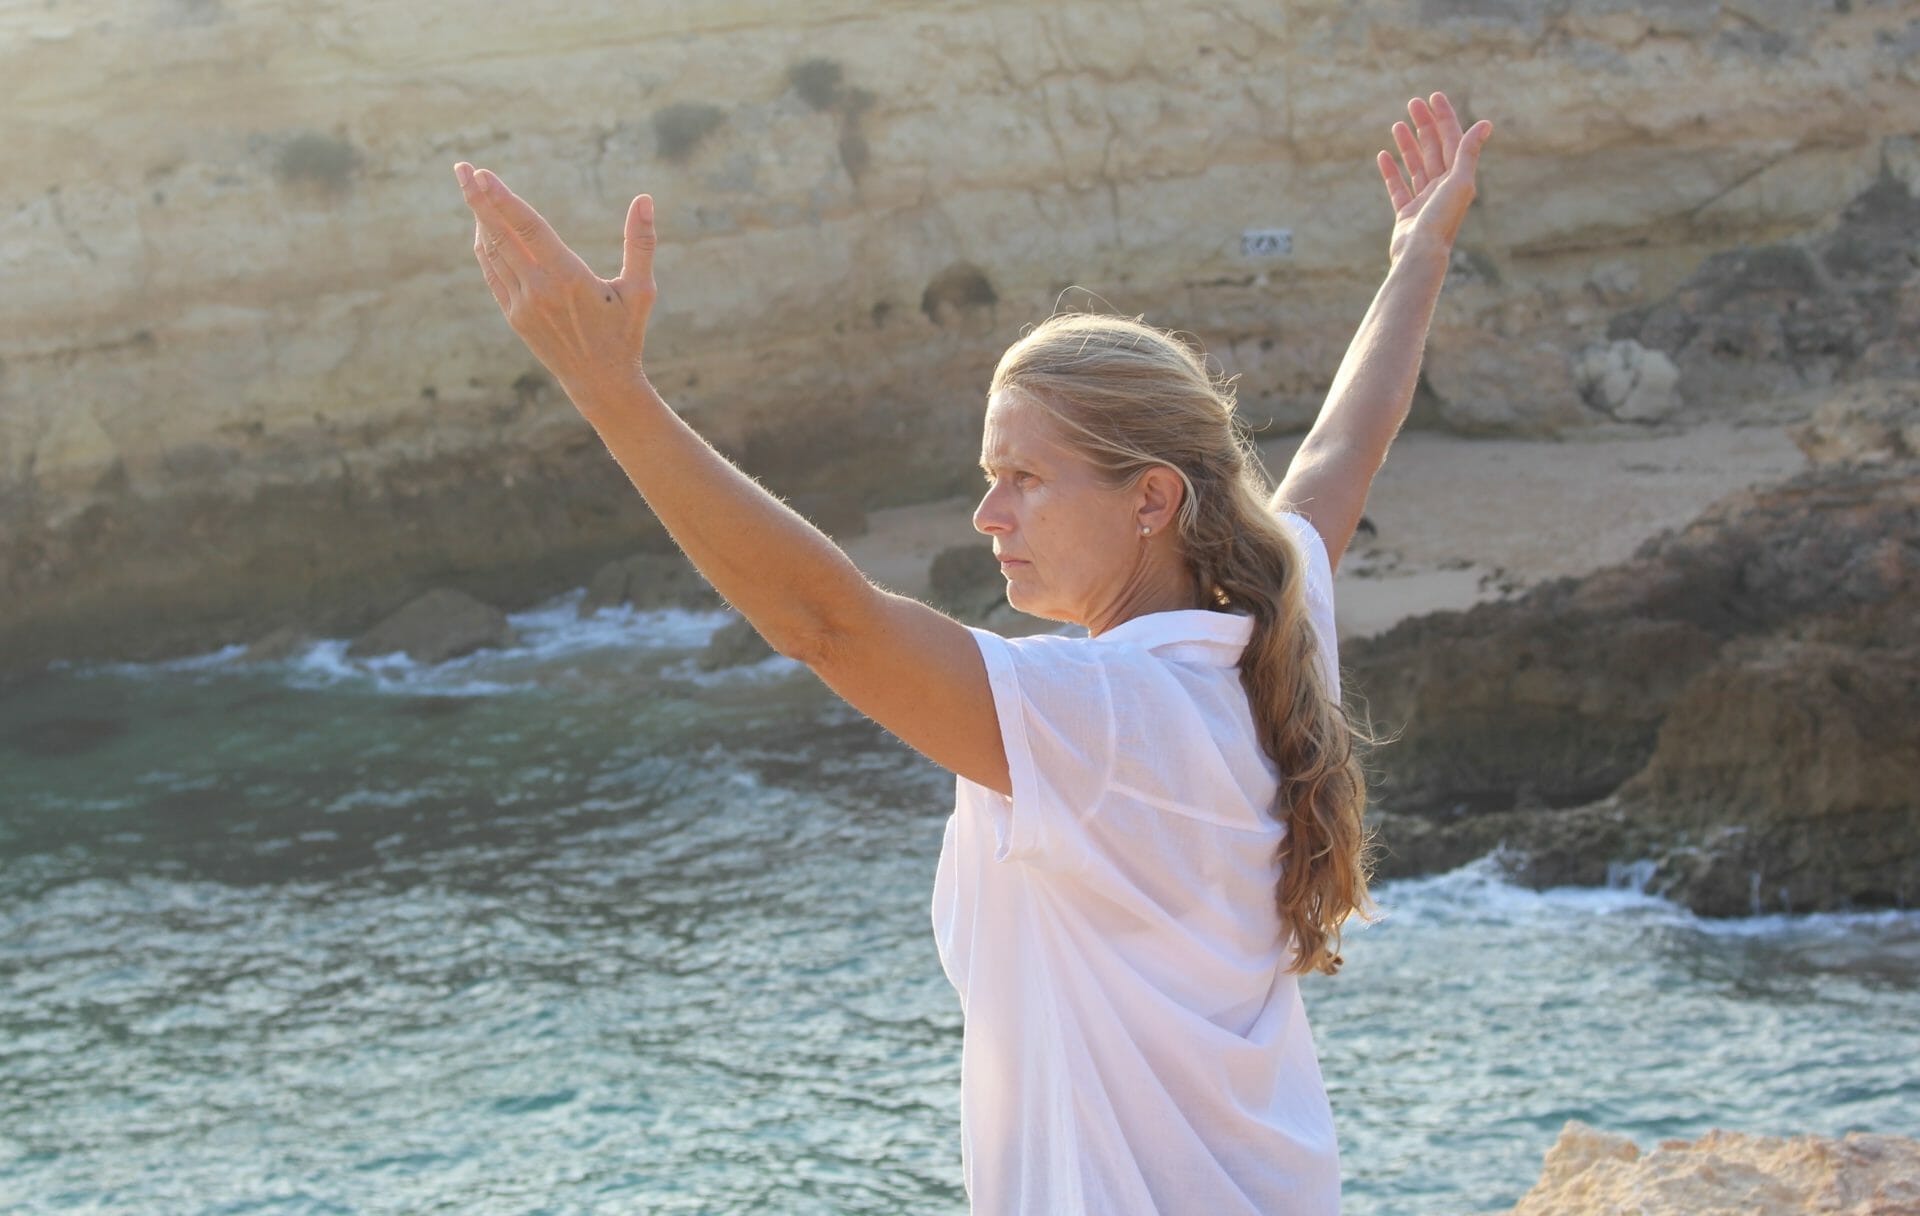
[
  {"xmin": 1377, "ymin": 92, "xmax": 1492, "ymax": 266},
  {"xmin": 454, "ymin": 162, "xmax": 658, "ymax": 403}
]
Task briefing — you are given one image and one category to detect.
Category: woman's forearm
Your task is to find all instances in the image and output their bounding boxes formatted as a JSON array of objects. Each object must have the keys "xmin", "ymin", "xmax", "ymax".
[
  {"xmin": 568, "ymin": 372, "xmax": 873, "ymax": 660},
  {"xmin": 1268, "ymin": 242, "xmax": 1450, "ymax": 510}
]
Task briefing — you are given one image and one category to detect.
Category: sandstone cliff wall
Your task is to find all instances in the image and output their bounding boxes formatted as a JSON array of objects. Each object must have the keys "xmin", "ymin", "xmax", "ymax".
[{"xmin": 5, "ymin": 0, "xmax": 1918, "ymax": 668}]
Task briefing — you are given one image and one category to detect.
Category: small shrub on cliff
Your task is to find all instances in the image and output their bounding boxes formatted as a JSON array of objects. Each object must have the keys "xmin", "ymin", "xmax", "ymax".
[
  {"xmin": 789, "ymin": 58, "xmax": 844, "ymax": 111},
  {"xmin": 654, "ymin": 103, "xmax": 727, "ymax": 162},
  {"xmin": 275, "ymin": 132, "xmax": 360, "ymax": 193}
]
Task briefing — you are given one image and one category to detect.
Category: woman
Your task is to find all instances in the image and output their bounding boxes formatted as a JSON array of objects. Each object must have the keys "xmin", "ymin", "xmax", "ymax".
[{"xmin": 455, "ymin": 92, "xmax": 1491, "ymax": 1213}]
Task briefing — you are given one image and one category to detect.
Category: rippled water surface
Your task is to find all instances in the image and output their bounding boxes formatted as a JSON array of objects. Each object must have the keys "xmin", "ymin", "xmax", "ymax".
[{"xmin": 4, "ymin": 600, "xmax": 1917, "ymax": 1214}]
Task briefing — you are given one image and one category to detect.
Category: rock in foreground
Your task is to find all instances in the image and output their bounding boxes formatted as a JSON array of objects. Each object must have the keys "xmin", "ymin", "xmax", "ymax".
[{"xmin": 1502, "ymin": 1121, "xmax": 1920, "ymax": 1216}]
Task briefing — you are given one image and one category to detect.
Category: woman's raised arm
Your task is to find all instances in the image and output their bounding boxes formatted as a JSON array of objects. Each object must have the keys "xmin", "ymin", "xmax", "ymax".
[
  {"xmin": 1270, "ymin": 93, "xmax": 1492, "ymax": 572},
  {"xmin": 453, "ymin": 163, "xmax": 1012, "ymax": 796}
]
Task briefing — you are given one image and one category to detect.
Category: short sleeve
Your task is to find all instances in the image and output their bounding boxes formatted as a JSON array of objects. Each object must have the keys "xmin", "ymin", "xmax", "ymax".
[
  {"xmin": 1275, "ymin": 511, "xmax": 1341, "ymax": 702},
  {"xmin": 965, "ymin": 626, "xmax": 1114, "ymax": 866}
]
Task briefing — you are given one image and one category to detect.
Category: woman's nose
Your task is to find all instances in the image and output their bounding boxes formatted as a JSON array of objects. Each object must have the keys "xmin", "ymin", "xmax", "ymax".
[{"xmin": 973, "ymin": 485, "xmax": 1009, "ymax": 534}]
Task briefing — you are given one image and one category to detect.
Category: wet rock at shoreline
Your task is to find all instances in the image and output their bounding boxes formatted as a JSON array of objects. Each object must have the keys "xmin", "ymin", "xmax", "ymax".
[
  {"xmin": 579, "ymin": 552, "xmax": 721, "ymax": 616},
  {"xmin": 240, "ymin": 626, "xmax": 312, "ymax": 664},
  {"xmin": 1501, "ymin": 1120, "xmax": 1920, "ymax": 1215},
  {"xmin": 1614, "ymin": 634, "xmax": 1920, "ymax": 916},
  {"xmin": 698, "ymin": 615, "xmax": 777, "ymax": 671},
  {"xmin": 346, "ymin": 589, "xmax": 518, "ymax": 664}
]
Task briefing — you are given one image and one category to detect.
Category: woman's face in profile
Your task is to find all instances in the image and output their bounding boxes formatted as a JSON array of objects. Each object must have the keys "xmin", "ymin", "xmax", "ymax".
[{"xmin": 973, "ymin": 389, "xmax": 1141, "ymax": 626}]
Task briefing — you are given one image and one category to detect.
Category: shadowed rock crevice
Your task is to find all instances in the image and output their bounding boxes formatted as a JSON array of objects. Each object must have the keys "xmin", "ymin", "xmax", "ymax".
[{"xmin": 921, "ymin": 263, "xmax": 998, "ymax": 326}]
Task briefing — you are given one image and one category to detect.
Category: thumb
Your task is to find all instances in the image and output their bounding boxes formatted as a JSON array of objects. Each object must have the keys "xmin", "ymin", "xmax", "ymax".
[
  {"xmin": 619, "ymin": 194, "xmax": 657, "ymax": 288},
  {"xmin": 1454, "ymin": 120, "xmax": 1493, "ymax": 175}
]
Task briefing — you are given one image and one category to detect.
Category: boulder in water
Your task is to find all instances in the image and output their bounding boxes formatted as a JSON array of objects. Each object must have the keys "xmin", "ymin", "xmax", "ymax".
[
  {"xmin": 579, "ymin": 552, "xmax": 720, "ymax": 616},
  {"xmin": 347, "ymin": 589, "xmax": 517, "ymax": 664},
  {"xmin": 698, "ymin": 614, "xmax": 777, "ymax": 671},
  {"xmin": 241, "ymin": 626, "xmax": 311, "ymax": 664}
]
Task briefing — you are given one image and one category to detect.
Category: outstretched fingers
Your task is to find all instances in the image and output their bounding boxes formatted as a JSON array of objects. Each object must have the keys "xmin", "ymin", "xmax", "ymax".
[
  {"xmin": 472, "ymin": 217, "xmax": 518, "ymax": 310},
  {"xmin": 1391, "ymin": 121, "xmax": 1429, "ymax": 194},
  {"xmin": 1409, "ymin": 96, "xmax": 1445, "ymax": 175},
  {"xmin": 1377, "ymin": 150, "xmax": 1414, "ymax": 213},
  {"xmin": 468, "ymin": 166, "xmax": 574, "ymax": 268},
  {"xmin": 1429, "ymin": 93, "xmax": 1466, "ymax": 163},
  {"xmin": 455, "ymin": 163, "xmax": 536, "ymax": 278}
]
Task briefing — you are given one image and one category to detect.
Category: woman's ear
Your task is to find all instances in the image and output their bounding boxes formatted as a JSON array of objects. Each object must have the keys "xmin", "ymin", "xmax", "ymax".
[{"xmin": 1136, "ymin": 465, "xmax": 1187, "ymax": 532}]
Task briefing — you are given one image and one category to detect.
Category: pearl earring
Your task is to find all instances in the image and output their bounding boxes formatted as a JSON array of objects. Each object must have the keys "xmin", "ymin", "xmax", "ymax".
[{"xmin": 1140, "ymin": 525, "xmax": 1152, "ymax": 536}]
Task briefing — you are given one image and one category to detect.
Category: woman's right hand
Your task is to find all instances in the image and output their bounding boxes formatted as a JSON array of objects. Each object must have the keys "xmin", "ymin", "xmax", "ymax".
[
  {"xmin": 1376, "ymin": 92, "xmax": 1492, "ymax": 266},
  {"xmin": 454, "ymin": 162, "xmax": 658, "ymax": 407}
]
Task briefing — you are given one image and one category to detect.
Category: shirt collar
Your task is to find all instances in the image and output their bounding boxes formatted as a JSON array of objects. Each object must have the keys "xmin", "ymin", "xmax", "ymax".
[{"xmin": 1089, "ymin": 609, "xmax": 1254, "ymax": 664}]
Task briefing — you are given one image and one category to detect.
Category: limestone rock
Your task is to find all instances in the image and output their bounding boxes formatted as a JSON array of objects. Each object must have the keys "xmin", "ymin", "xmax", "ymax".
[
  {"xmin": 928, "ymin": 543, "xmax": 1005, "ymax": 621},
  {"xmin": 1420, "ymin": 333, "xmax": 1596, "ymax": 437},
  {"xmin": 1791, "ymin": 378, "xmax": 1920, "ymax": 467},
  {"xmin": 1613, "ymin": 172, "xmax": 1920, "ymax": 418},
  {"xmin": 579, "ymin": 552, "xmax": 720, "ymax": 616},
  {"xmin": 785, "ymin": 491, "xmax": 870, "ymax": 540},
  {"xmin": 1573, "ymin": 339, "xmax": 1681, "ymax": 423},
  {"xmin": 346, "ymin": 589, "xmax": 517, "ymax": 664},
  {"xmin": 1502, "ymin": 1121, "xmax": 1920, "ymax": 1216}
]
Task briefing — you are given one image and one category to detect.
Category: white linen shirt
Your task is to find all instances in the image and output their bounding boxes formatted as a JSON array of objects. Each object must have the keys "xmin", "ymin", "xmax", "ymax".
[{"xmin": 932, "ymin": 512, "xmax": 1343, "ymax": 1215}]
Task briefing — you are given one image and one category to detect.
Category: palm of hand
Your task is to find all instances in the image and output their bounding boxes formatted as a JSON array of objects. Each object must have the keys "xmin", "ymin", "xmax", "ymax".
[{"xmin": 1377, "ymin": 92, "xmax": 1493, "ymax": 265}]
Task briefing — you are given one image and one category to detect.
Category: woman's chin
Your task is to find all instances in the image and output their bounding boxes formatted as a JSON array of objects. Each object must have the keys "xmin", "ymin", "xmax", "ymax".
[{"xmin": 1003, "ymin": 588, "xmax": 1067, "ymax": 623}]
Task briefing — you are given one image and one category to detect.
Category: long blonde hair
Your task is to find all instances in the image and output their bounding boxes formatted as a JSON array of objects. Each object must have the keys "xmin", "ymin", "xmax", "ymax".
[{"xmin": 989, "ymin": 311, "xmax": 1375, "ymax": 975}]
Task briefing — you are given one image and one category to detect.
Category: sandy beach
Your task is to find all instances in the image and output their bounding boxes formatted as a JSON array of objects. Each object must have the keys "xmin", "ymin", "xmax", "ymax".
[{"xmin": 840, "ymin": 420, "xmax": 1810, "ymax": 641}]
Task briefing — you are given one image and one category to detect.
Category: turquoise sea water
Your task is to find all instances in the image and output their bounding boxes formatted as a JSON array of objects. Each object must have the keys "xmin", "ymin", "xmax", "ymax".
[{"xmin": 4, "ymin": 598, "xmax": 1917, "ymax": 1214}]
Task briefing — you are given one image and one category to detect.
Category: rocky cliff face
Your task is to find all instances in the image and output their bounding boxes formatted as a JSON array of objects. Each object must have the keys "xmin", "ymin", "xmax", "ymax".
[
  {"xmin": 5, "ymin": 0, "xmax": 1919, "ymax": 670},
  {"xmin": 1351, "ymin": 381, "xmax": 1920, "ymax": 915}
]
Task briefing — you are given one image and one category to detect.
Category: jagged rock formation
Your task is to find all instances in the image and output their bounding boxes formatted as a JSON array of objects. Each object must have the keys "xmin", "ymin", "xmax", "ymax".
[
  {"xmin": 4, "ymin": 1, "xmax": 1919, "ymax": 671},
  {"xmin": 1610, "ymin": 172, "xmax": 1920, "ymax": 418},
  {"xmin": 1501, "ymin": 1121, "xmax": 1920, "ymax": 1216},
  {"xmin": 1350, "ymin": 383, "xmax": 1920, "ymax": 915}
]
